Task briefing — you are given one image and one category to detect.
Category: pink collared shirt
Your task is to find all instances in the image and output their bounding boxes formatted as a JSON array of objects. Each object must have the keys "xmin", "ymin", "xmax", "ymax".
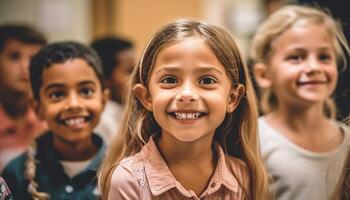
[{"xmin": 108, "ymin": 137, "xmax": 250, "ymax": 200}]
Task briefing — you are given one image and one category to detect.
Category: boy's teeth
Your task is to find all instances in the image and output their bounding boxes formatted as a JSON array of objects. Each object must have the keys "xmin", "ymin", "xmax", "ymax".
[
  {"xmin": 174, "ymin": 112, "xmax": 201, "ymax": 120},
  {"xmin": 65, "ymin": 117, "xmax": 85, "ymax": 126}
]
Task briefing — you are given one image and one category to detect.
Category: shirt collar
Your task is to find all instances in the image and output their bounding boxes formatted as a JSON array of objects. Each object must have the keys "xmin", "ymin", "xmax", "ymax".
[
  {"xmin": 143, "ymin": 137, "xmax": 239, "ymax": 197},
  {"xmin": 36, "ymin": 131, "xmax": 105, "ymax": 173}
]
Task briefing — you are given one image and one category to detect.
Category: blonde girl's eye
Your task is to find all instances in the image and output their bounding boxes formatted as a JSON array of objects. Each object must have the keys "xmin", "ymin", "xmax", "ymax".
[
  {"xmin": 319, "ymin": 53, "xmax": 332, "ymax": 62},
  {"xmin": 287, "ymin": 54, "xmax": 303, "ymax": 63},
  {"xmin": 160, "ymin": 76, "xmax": 178, "ymax": 84},
  {"xmin": 199, "ymin": 76, "xmax": 217, "ymax": 85}
]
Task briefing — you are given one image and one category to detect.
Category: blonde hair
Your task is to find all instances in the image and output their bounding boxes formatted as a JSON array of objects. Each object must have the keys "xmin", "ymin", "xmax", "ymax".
[
  {"xmin": 331, "ymin": 117, "xmax": 350, "ymax": 200},
  {"xmin": 99, "ymin": 19, "xmax": 269, "ymax": 199},
  {"xmin": 250, "ymin": 5, "xmax": 350, "ymax": 117},
  {"xmin": 25, "ymin": 142, "xmax": 50, "ymax": 200}
]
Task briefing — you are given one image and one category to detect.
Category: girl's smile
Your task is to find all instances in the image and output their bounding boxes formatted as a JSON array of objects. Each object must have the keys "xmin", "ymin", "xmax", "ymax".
[{"xmin": 135, "ymin": 36, "xmax": 240, "ymax": 142}]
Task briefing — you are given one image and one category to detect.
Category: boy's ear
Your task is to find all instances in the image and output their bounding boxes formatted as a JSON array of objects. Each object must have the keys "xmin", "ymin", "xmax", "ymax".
[
  {"xmin": 227, "ymin": 84, "xmax": 245, "ymax": 113},
  {"xmin": 253, "ymin": 62, "xmax": 271, "ymax": 89},
  {"xmin": 29, "ymin": 99, "xmax": 45, "ymax": 121},
  {"xmin": 101, "ymin": 89, "xmax": 110, "ymax": 108},
  {"xmin": 133, "ymin": 84, "xmax": 152, "ymax": 111}
]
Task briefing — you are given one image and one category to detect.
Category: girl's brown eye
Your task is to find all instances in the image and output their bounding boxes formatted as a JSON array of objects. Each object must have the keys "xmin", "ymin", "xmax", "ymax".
[
  {"xmin": 160, "ymin": 76, "xmax": 178, "ymax": 84},
  {"xmin": 199, "ymin": 76, "xmax": 217, "ymax": 84}
]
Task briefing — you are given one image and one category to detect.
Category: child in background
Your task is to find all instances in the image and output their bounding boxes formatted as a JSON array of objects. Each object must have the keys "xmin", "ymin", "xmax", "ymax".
[
  {"xmin": 91, "ymin": 37, "xmax": 136, "ymax": 143},
  {"xmin": 250, "ymin": 5, "xmax": 350, "ymax": 200},
  {"xmin": 331, "ymin": 117, "xmax": 350, "ymax": 200},
  {"xmin": 0, "ymin": 25, "xmax": 47, "ymax": 172},
  {"xmin": 99, "ymin": 19, "xmax": 269, "ymax": 200},
  {"xmin": 1, "ymin": 42, "xmax": 108, "ymax": 199}
]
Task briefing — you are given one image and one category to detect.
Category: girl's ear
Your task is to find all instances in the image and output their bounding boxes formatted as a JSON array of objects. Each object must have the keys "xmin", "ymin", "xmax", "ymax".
[
  {"xmin": 30, "ymin": 99, "xmax": 45, "ymax": 121},
  {"xmin": 253, "ymin": 62, "xmax": 272, "ymax": 89},
  {"xmin": 227, "ymin": 84, "xmax": 245, "ymax": 113},
  {"xmin": 133, "ymin": 83, "xmax": 153, "ymax": 111}
]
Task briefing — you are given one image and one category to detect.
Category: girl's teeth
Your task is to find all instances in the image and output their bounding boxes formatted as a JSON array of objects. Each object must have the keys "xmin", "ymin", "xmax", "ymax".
[
  {"xmin": 65, "ymin": 117, "xmax": 85, "ymax": 126},
  {"xmin": 174, "ymin": 112, "xmax": 201, "ymax": 120}
]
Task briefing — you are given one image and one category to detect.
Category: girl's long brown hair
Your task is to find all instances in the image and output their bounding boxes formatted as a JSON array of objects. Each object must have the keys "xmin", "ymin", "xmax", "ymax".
[{"xmin": 98, "ymin": 19, "xmax": 269, "ymax": 199}]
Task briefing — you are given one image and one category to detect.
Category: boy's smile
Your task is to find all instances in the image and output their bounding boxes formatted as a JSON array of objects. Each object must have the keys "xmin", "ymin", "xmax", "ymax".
[{"xmin": 36, "ymin": 58, "xmax": 107, "ymax": 145}]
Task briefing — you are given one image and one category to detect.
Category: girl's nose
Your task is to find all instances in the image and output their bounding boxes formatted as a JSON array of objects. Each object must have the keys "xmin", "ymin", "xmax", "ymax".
[
  {"xmin": 305, "ymin": 57, "xmax": 322, "ymax": 74},
  {"xmin": 175, "ymin": 82, "xmax": 199, "ymax": 103}
]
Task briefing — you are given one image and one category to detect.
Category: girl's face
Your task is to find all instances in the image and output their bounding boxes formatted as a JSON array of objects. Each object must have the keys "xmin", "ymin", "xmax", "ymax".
[
  {"xmin": 36, "ymin": 58, "xmax": 108, "ymax": 146},
  {"xmin": 266, "ymin": 23, "xmax": 338, "ymax": 107},
  {"xmin": 134, "ymin": 37, "xmax": 242, "ymax": 142}
]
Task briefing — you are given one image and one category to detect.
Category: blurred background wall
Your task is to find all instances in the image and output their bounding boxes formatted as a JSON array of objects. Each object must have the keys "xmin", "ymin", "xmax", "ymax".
[
  {"xmin": 0, "ymin": 0, "xmax": 348, "ymax": 117},
  {"xmin": 0, "ymin": 0, "xmax": 264, "ymax": 57}
]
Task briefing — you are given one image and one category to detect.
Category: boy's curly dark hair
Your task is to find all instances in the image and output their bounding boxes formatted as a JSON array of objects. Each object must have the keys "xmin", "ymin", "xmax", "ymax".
[{"xmin": 29, "ymin": 41, "xmax": 105, "ymax": 101}]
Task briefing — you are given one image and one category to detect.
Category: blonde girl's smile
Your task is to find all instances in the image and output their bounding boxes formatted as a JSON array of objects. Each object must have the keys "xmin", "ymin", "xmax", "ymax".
[{"xmin": 266, "ymin": 23, "xmax": 338, "ymax": 104}]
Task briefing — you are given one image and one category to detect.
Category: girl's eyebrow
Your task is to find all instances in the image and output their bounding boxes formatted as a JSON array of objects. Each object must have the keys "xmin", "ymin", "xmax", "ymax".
[{"xmin": 154, "ymin": 66, "xmax": 224, "ymax": 75}]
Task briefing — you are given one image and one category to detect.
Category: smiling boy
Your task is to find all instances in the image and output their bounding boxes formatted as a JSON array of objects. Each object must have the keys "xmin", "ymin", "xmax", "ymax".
[{"xmin": 1, "ymin": 42, "xmax": 108, "ymax": 199}]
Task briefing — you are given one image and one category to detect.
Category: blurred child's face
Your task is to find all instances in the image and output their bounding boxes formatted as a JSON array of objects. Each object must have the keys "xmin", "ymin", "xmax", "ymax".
[
  {"xmin": 134, "ymin": 37, "xmax": 242, "ymax": 143},
  {"xmin": 36, "ymin": 58, "xmax": 107, "ymax": 145},
  {"xmin": 266, "ymin": 23, "xmax": 338, "ymax": 107},
  {"xmin": 108, "ymin": 48, "xmax": 135, "ymax": 104},
  {"xmin": 0, "ymin": 39, "xmax": 42, "ymax": 94}
]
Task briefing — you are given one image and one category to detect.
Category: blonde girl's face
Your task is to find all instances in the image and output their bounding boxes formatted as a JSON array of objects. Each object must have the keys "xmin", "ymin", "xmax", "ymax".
[
  {"xmin": 266, "ymin": 23, "xmax": 338, "ymax": 107},
  {"xmin": 134, "ymin": 37, "xmax": 242, "ymax": 143}
]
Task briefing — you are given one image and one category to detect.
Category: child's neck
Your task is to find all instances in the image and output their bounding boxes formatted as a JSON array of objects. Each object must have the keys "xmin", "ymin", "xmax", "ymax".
[
  {"xmin": 53, "ymin": 135, "xmax": 98, "ymax": 161},
  {"xmin": 157, "ymin": 133, "xmax": 217, "ymax": 196},
  {"xmin": 272, "ymin": 102, "xmax": 326, "ymax": 129},
  {"xmin": 267, "ymin": 103, "xmax": 342, "ymax": 152}
]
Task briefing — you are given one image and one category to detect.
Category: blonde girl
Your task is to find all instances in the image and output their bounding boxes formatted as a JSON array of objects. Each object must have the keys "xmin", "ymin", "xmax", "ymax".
[
  {"xmin": 250, "ymin": 5, "xmax": 350, "ymax": 200},
  {"xmin": 99, "ymin": 19, "xmax": 269, "ymax": 199}
]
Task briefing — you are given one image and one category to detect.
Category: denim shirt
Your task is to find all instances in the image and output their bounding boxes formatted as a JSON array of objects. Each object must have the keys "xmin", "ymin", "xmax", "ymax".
[{"xmin": 1, "ymin": 131, "xmax": 105, "ymax": 200}]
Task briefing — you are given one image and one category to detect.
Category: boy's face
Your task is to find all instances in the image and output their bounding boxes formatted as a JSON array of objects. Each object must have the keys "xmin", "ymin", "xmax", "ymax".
[
  {"xmin": 108, "ymin": 48, "xmax": 135, "ymax": 104},
  {"xmin": 0, "ymin": 39, "xmax": 42, "ymax": 94},
  {"xmin": 35, "ymin": 58, "xmax": 107, "ymax": 145}
]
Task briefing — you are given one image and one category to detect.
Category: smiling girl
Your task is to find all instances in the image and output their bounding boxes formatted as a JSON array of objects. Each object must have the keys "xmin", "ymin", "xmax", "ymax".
[
  {"xmin": 250, "ymin": 5, "xmax": 350, "ymax": 200},
  {"xmin": 99, "ymin": 19, "xmax": 270, "ymax": 200}
]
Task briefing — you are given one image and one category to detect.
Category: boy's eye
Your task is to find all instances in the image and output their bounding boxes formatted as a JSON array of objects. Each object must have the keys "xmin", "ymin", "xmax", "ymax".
[
  {"xmin": 80, "ymin": 87, "xmax": 95, "ymax": 97},
  {"xmin": 160, "ymin": 76, "xmax": 178, "ymax": 84},
  {"xmin": 8, "ymin": 51, "xmax": 20, "ymax": 61},
  {"xmin": 199, "ymin": 76, "xmax": 217, "ymax": 85},
  {"xmin": 49, "ymin": 91, "xmax": 64, "ymax": 101}
]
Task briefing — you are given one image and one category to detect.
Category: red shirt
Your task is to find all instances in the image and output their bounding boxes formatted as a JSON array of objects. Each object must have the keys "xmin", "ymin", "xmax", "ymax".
[{"xmin": 0, "ymin": 104, "xmax": 47, "ymax": 171}]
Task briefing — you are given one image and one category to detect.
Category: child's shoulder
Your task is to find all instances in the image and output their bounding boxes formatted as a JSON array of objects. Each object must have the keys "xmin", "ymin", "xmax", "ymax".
[
  {"xmin": 109, "ymin": 153, "xmax": 146, "ymax": 199},
  {"xmin": 225, "ymin": 155, "xmax": 249, "ymax": 180}
]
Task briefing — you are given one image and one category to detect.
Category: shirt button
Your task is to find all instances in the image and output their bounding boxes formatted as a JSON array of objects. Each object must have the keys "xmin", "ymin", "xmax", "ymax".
[
  {"xmin": 65, "ymin": 185, "xmax": 74, "ymax": 193},
  {"xmin": 210, "ymin": 183, "xmax": 216, "ymax": 188}
]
